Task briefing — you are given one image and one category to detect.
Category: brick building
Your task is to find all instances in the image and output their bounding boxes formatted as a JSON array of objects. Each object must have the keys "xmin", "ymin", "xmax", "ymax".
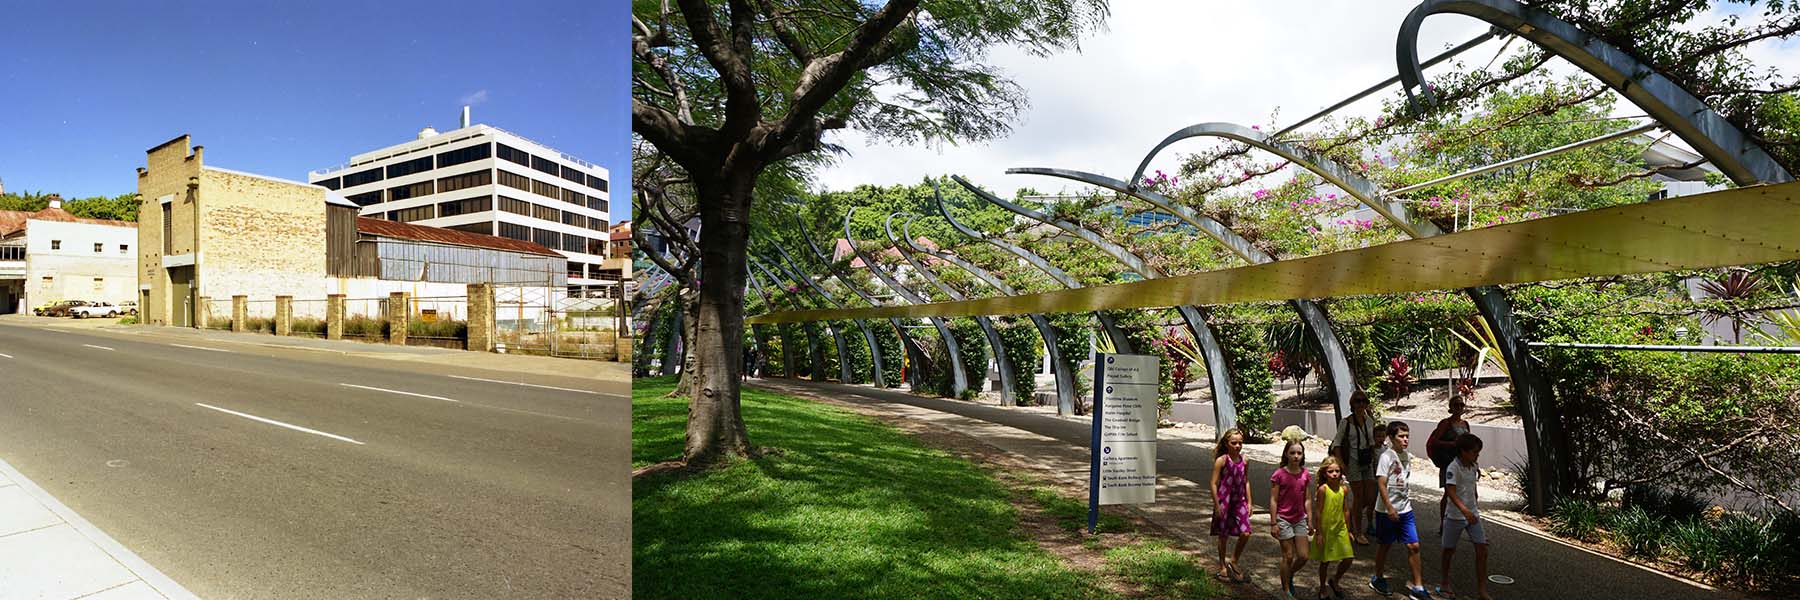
[{"xmin": 137, "ymin": 135, "xmax": 564, "ymax": 327}]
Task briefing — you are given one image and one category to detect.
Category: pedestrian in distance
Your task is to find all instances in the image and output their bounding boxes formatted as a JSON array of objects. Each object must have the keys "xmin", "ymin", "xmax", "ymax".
[
  {"xmin": 1370, "ymin": 421, "xmax": 1430, "ymax": 599},
  {"xmin": 1211, "ymin": 428, "xmax": 1255, "ymax": 583},
  {"xmin": 1269, "ymin": 440, "xmax": 1313, "ymax": 598},
  {"xmin": 1437, "ymin": 433, "xmax": 1492, "ymax": 600},
  {"xmin": 1311, "ymin": 456, "xmax": 1355, "ymax": 600},
  {"xmin": 1427, "ymin": 398, "xmax": 1472, "ymax": 535},
  {"xmin": 1331, "ymin": 391, "xmax": 1380, "ymax": 545},
  {"xmin": 1367, "ymin": 422, "xmax": 1390, "ymax": 541}
]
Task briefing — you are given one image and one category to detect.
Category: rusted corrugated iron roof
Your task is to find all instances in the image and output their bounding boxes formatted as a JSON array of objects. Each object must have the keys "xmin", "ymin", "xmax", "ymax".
[{"xmin": 355, "ymin": 217, "xmax": 561, "ymax": 257}]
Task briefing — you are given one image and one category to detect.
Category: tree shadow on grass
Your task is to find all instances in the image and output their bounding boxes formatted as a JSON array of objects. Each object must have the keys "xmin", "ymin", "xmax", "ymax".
[{"xmin": 632, "ymin": 379, "xmax": 1115, "ymax": 600}]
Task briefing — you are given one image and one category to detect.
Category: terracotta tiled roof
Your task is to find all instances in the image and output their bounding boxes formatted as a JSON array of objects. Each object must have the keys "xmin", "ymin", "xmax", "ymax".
[
  {"xmin": 0, "ymin": 211, "xmax": 28, "ymax": 236},
  {"xmin": 26, "ymin": 206, "xmax": 136, "ymax": 229},
  {"xmin": 355, "ymin": 217, "xmax": 562, "ymax": 257},
  {"xmin": 0, "ymin": 207, "xmax": 134, "ymax": 236},
  {"xmin": 832, "ymin": 237, "xmax": 940, "ymax": 268}
]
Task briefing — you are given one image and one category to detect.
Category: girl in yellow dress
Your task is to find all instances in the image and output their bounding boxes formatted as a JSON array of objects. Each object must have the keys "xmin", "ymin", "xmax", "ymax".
[{"xmin": 1311, "ymin": 456, "xmax": 1355, "ymax": 600}]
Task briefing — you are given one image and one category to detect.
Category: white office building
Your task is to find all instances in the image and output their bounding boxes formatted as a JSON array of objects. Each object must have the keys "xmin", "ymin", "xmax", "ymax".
[{"xmin": 308, "ymin": 113, "xmax": 612, "ymax": 296}]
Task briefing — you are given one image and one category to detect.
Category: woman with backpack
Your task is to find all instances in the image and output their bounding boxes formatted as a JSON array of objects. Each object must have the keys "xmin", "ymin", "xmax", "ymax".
[{"xmin": 1427, "ymin": 397, "xmax": 1472, "ymax": 534}]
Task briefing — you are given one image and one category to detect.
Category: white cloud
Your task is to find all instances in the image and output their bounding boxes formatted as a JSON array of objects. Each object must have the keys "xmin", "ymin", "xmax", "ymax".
[
  {"xmin": 812, "ymin": 2, "xmax": 1796, "ymax": 198},
  {"xmin": 460, "ymin": 89, "xmax": 490, "ymax": 106}
]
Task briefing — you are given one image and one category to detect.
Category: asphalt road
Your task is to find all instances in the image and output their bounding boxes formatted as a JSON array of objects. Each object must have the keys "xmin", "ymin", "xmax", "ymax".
[
  {"xmin": 769, "ymin": 378, "xmax": 1731, "ymax": 600},
  {"xmin": 0, "ymin": 320, "xmax": 630, "ymax": 599}
]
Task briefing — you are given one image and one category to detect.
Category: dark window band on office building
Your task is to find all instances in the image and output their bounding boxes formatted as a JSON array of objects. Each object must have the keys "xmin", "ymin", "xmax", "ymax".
[
  {"xmin": 436, "ymin": 169, "xmax": 491, "ymax": 193},
  {"xmin": 437, "ymin": 195, "xmax": 492, "ymax": 218},
  {"xmin": 386, "ymin": 156, "xmax": 433, "ymax": 179},
  {"xmin": 344, "ymin": 167, "xmax": 382, "ymax": 187},
  {"xmin": 436, "ymin": 142, "xmax": 491, "ymax": 168},
  {"xmin": 388, "ymin": 181, "xmax": 433, "ymax": 202}
]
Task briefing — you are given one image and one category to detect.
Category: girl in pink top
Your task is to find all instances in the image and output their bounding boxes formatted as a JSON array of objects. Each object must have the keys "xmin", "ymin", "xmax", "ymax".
[{"xmin": 1269, "ymin": 440, "xmax": 1313, "ymax": 598}]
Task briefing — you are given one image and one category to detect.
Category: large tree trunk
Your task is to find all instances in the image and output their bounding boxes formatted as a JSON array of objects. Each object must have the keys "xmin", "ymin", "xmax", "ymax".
[{"xmin": 683, "ymin": 173, "xmax": 756, "ymax": 466}]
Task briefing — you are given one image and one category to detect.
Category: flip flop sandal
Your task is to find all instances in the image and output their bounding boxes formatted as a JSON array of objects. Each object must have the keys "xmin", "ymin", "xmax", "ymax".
[{"xmin": 1435, "ymin": 586, "xmax": 1457, "ymax": 599}]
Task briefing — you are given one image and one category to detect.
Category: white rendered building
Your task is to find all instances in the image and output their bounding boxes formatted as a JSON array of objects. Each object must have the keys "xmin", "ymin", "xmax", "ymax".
[
  {"xmin": 308, "ymin": 113, "xmax": 611, "ymax": 296},
  {"xmin": 0, "ymin": 199, "xmax": 139, "ymax": 314}
]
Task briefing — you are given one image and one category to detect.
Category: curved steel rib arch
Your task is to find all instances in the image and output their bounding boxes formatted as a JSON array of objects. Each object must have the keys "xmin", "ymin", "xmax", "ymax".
[
  {"xmin": 794, "ymin": 221, "xmax": 926, "ymax": 391},
  {"xmin": 744, "ymin": 266, "xmax": 797, "ymax": 378},
  {"xmin": 886, "ymin": 212, "xmax": 1017, "ymax": 405},
  {"xmin": 1132, "ymin": 122, "xmax": 1432, "ymax": 237},
  {"xmin": 935, "ymin": 181, "xmax": 1138, "ymax": 357},
  {"xmin": 761, "ymin": 251, "xmax": 857, "ymax": 384},
  {"xmin": 951, "ymin": 175, "xmax": 1241, "ymax": 429},
  {"xmin": 1127, "ymin": 118, "xmax": 1575, "ymax": 513},
  {"xmin": 750, "ymin": 257, "xmax": 825, "ymax": 381},
  {"xmin": 902, "ymin": 212, "xmax": 1078, "ymax": 412},
  {"xmin": 844, "ymin": 207, "xmax": 971, "ymax": 398},
  {"xmin": 766, "ymin": 243, "xmax": 887, "ymax": 387},
  {"xmin": 1397, "ymin": 0, "xmax": 1792, "ymax": 186},
  {"xmin": 1010, "ymin": 166, "xmax": 1360, "ymax": 420}
]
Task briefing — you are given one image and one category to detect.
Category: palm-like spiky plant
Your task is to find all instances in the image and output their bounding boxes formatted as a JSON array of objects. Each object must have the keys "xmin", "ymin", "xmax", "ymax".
[{"xmin": 1698, "ymin": 268, "xmax": 1768, "ymax": 343}]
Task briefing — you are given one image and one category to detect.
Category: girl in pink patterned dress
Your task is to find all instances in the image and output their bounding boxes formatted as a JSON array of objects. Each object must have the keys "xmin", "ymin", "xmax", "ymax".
[{"xmin": 1211, "ymin": 428, "xmax": 1255, "ymax": 582}]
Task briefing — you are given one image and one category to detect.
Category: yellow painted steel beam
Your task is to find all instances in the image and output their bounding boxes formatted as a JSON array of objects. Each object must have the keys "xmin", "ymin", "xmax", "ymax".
[{"xmin": 748, "ymin": 181, "xmax": 1800, "ymax": 325}]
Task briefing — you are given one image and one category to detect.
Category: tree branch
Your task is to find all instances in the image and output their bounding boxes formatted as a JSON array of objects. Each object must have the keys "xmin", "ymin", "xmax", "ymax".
[{"xmin": 770, "ymin": 0, "xmax": 921, "ymax": 157}]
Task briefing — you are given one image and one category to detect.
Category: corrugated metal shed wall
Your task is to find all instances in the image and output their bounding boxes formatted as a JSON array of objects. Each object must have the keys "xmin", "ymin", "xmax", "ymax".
[{"xmin": 366, "ymin": 237, "xmax": 567, "ymax": 286}]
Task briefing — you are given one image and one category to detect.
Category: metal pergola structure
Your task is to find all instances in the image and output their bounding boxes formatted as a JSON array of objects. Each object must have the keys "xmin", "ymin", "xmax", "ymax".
[{"xmin": 722, "ymin": 0, "xmax": 1799, "ymax": 515}]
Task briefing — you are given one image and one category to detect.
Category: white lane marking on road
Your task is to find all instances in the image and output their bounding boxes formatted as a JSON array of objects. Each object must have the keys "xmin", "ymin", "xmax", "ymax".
[
  {"xmin": 340, "ymin": 383, "xmax": 460, "ymax": 403},
  {"xmin": 170, "ymin": 343, "xmax": 234, "ymax": 353},
  {"xmin": 447, "ymin": 374, "xmax": 614, "ymax": 396},
  {"xmin": 0, "ymin": 353, "xmax": 11, "ymax": 359},
  {"xmin": 194, "ymin": 403, "xmax": 365, "ymax": 445},
  {"xmin": 82, "ymin": 344, "xmax": 115, "ymax": 351}
]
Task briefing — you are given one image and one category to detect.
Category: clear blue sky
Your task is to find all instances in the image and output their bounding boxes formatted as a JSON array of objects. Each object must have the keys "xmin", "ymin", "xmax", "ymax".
[{"xmin": 0, "ymin": 0, "xmax": 630, "ymax": 222}]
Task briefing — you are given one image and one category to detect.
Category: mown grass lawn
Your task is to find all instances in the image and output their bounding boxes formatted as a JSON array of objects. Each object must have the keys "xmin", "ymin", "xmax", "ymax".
[{"xmin": 632, "ymin": 376, "xmax": 1116, "ymax": 600}]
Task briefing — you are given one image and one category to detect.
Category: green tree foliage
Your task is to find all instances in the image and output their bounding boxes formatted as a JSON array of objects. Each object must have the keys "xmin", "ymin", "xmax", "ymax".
[
  {"xmin": 0, "ymin": 192, "xmax": 137, "ymax": 221},
  {"xmin": 633, "ymin": 0, "xmax": 1110, "ymax": 465}
]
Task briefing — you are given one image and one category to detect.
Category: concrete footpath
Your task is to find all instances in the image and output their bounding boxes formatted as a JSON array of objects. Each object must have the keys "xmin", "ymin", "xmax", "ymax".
[
  {"xmin": 0, "ymin": 459, "xmax": 197, "ymax": 600},
  {"xmin": 754, "ymin": 378, "xmax": 1740, "ymax": 600}
]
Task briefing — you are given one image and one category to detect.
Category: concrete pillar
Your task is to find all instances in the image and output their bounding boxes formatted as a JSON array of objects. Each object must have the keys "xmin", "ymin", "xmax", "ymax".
[
  {"xmin": 231, "ymin": 295, "xmax": 247, "ymax": 333},
  {"xmin": 466, "ymin": 283, "xmax": 495, "ymax": 352},
  {"xmin": 387, "ymin": 291, "xmax": 410, "ymax": 345},
  {"xmin": 274, "ymin": 295, "xmax": 293, "ymax": 336},
  {"xmin": 326, "ymin": 294, "xmax": 345, "ymax": 340},
  {"xmin": 196, "ymin": 296, "xmax": 211, "ymax": 329}
]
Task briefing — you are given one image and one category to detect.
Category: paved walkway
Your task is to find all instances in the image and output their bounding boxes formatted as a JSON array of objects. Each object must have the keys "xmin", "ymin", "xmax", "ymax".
[
  {"xmin": 754, "ymin": 378, "xmax": 1741, "ymax": 600},
  {"xmin": 0, "ymin": 459, "xmax": 196, "ymax": 599}
]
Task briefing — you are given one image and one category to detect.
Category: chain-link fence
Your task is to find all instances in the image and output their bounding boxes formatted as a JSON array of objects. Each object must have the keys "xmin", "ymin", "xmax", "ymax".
[
  {"xmin": 205, "ymin": 297, "xmax": 233, "ymax": 330},
  {"xmin": 496, "ymin": 284, "xmax": 555, "ymax": 355},
  {"xmin": 342, "ymin": 296, "xmax": 389, "ymax": 342},
  {"xmin": 241, "ymin": 299, "xmax": 277, "ymax": 334},
  {"xmin": 290, "ymin": 298, "xmax": 329, "ymax": 338},
  {"xmin": 407, "ymin": 295, "xmax": 469, "ymax": 350}
]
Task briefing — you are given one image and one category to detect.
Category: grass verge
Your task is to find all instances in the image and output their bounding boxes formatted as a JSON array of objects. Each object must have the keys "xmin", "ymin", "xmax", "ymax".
[{"xmin": 633, "ymin": 375, "xmax": 1116, "ymax": 600}]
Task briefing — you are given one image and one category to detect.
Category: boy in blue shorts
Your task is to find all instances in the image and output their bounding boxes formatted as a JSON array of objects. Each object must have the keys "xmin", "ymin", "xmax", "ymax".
[{"xmin": 1371, "ymin": 422, "xmax": 1429, "ymax": 599}]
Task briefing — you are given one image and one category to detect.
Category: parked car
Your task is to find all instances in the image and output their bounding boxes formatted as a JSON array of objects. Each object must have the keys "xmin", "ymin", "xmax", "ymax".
[
  {"xmin": 118, "ymin": 301, "xmax": 138, "ymax": 316},
  {"xmin": 71, "ymin": 302, "xmax": 122, "ymax": 319},
  {"xmin": 40, "ymin": 300, "xmax": 89, "ymax": 317},
  {"xmin": 31, "ymin": 300, "xmax": 64, "ymax": 316}
]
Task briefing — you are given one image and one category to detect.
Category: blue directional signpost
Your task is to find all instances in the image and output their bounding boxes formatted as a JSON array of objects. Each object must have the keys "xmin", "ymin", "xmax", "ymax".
[{"xmin": 1088, "ymin": 353, "xmax": 1160, "ymax": 533}]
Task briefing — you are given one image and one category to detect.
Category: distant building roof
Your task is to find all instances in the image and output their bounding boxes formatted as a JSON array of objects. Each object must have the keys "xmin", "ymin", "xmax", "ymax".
[
  {"xmin": 0, "ymin": 210, "xmax": 27, "ymax": 236},
  {"xmin": 355, "ymin": 217, "xmax": 561, "ymax": 257},
  {"xmin": 832, "ymin": 237, "xmax": 939, "ymax": 267},
  {"xmin": 0, "ymin": 206, "xmax": 136, "ymax": 235}
]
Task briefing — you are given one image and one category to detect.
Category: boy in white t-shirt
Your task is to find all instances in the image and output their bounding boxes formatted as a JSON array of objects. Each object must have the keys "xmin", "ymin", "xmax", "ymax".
[
  {"xmin": 1370, "ymin": 422, "xmax": 1428, "ymax": 599},
  {"xmin": 1439, "ymin": 433, "xmax": 1492, "ymax": 600}
]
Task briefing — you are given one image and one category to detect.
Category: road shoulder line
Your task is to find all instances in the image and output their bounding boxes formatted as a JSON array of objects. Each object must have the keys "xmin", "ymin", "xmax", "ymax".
[{"xmin": 0, "ymin": 458, "xmax": 200, "ymax": 600}]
